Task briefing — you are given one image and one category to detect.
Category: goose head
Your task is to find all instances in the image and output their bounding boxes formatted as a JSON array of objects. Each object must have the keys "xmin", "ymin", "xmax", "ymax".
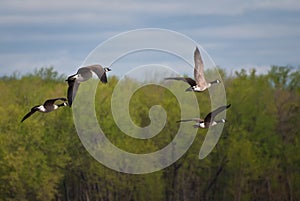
[{"xmin": 104, "ymin": 67, "xmax": 111, "ymax": 72}]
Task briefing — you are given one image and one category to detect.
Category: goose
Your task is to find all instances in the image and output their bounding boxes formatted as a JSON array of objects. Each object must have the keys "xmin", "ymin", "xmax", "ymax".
[
  {"xmin": 66, "ymin": 64, "xmax": 111, "ymax": 106},
  {"xmin": 177, "ymin": 104, "xmax": 231, "ymax": 128},
  {"xmin": 21, "ymin": 98, "xmax": 68, "ymax": 122},
  {"xmin": 165, "ymin": 47, "xmax": 220, "ymax": 92}
]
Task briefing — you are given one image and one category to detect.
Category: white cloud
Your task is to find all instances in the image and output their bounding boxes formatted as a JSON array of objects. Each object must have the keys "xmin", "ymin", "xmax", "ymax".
[
  {"xmin": 0, "ymin": 0, "xmax": 299, "ymax": 77},
  {"xmin": 189, "ymin": 24, "xmax": 300, "ymax": 40},
  {"xmin": 0, "ymin": 12, "xmax": 136, "ymax": 25},
  {"xmin": 1, "ymin": 0, "xmax": 300, "ymax": 26},
  {"xmin": 0, "ymin": 51, "xmax": 82, "ymax": 76},
  {"xmin": 0, "ymin": 30, "xmax": 119, "ymax": 43},
  {"xmin": 250, "ymin": 0, "xmax": 300, "ymax": 10}
]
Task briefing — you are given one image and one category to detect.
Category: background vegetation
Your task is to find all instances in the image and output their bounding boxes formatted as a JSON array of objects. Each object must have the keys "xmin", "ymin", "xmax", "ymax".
[{"xmin": 0, "ymin": 66, "xmax": 299, "ymax": 201}]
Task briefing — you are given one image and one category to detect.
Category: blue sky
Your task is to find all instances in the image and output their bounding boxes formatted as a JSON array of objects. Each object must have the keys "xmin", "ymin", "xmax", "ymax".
[{"xmin": 1, "ymin": 0, "xmax": 300, "ymax": 77}]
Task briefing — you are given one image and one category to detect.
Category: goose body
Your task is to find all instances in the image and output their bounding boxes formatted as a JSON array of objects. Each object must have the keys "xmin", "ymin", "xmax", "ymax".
[
  {"xmin": 177, "ymin": 104, "xmax": 231, "ymax": 128},
  {"xmin": 21, "ymin": 98, "xmax": 68, "ymax": 122},
  {"xmin": 66, "ymin": 64, "xmax": 111, "ymax": 106},
  {"xmin": 165, "ymin": 47, "xmax": 220, "ymax": 92}
]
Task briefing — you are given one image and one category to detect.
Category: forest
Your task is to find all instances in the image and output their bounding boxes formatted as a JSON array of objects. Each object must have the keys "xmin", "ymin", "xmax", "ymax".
[{"xmin": 0, "ymin": 65, "xmax": 299, "ymax": 201}]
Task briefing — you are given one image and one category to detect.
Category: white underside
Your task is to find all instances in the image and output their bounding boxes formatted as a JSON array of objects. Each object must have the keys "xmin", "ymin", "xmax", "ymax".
[
  {"xmin": 38, "ymin": 105, "xmax": 58, "ymax": 112},
  {"xmin": 37, "ymin": 105, "xmax": 47, "ymax": 112},
  {"xmin": 197, "ymin": 121, "xmax": 218, "ymax": 128},
  {"xmin": 193, "ymin": 84, "xmax": 210, "ymax": 92},
  {"xmin": 199, "ymin": 122, "xmax": 206, "ymax": 128}
]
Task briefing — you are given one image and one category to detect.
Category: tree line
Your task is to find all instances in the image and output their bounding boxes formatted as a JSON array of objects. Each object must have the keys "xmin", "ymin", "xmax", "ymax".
[{"xmin": 0, "ymin": 66, "xmax": 299, "ymax": 201}]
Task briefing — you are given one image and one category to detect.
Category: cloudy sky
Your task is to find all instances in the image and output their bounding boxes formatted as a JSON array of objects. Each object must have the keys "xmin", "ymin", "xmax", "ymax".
[{"xmin": 1, "ymin": 0, "xmax": 300, "ymax": 77}]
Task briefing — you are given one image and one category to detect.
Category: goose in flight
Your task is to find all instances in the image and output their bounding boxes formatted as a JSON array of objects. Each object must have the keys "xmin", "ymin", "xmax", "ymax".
[
  {"xmin": 21, "ymin": 98, "xmax": 68, "ymax": 122},
  {"xmin": 165, "ymin": 47, "xmax": 220, "ymax": 92},
  {"xmin": 66, "ymin": 64, "xmax": 111, "ymax": 106},
  {"xmin": 177, "ymin": 104, "xmax": 231, "ymax": 128}
]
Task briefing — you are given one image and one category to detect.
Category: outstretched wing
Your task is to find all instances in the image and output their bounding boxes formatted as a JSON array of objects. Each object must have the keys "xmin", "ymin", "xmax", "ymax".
[
  {"xmin": 43, "ymin": 97, "xmax": 67, "ymax": 110},
  {"xmin": 164, "ymin": 77, "xmax": 196, "ymax": 87},
  {"xmin": 43, "ymin": 97, "xmax": 67, "ymax": 106},
  {"xmin": 204, "ymin": 104, "xmax": 231, "ymax": 123},
  {"xmin": 177, "ymin": 118, "xmax": 203, "ymax": 123},
  {"xmin": 87, "ymin": 65, "xmax": 108, "ymax": 83},
  {"xmin": 194, "ymin": 47, "xmax": 207, "ymax": 87},
  {"xmin": 21, "ymin": 107, "xmax": 38, "ymax": 122},
  {"xmin": 67, "ymin": 80, "xmax": 80, "ymax": 107}
]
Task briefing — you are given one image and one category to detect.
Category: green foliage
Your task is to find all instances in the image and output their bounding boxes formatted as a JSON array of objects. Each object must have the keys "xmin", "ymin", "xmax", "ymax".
[
  {"xmin": 0, "ymin": 66, "xmax": 299, "ymax": 201},
  {"xmin": 31, "ymin": 67, "xmax": 66, "ymax": 82}
]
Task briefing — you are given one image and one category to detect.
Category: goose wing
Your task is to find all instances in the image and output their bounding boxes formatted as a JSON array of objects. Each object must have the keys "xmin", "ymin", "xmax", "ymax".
[
  {"xmin": 87, "ymin": 65, "xmax": 108, "ymax": 83},
  {"xmin": 177, "ymin": 118, "xmax": 203, "ymax": 123},
  {"xmin": 43, "ymin": 97, "xmax": 67, "ymax": 110},
  {"xmin": 204, "ymin": 104, "xmax": 231, "ymax": 123},
  {"xmin": 43, "ymin": 98, "xmax": 67, "ymax": 105},
  {"xmin": 77, "ymin": 67, "xmax": 93, "ymax": 80},
  {"xmin": 21, "ymin": 107, "xmax": 38, "ymax": 122},
  {"xmin": 194, "ymin": 47, "xmax": 207, "ymax": 87},
  {"xmin": 164, "ymin": 77, "xmax": 196, "ymax": 87},
  {"xmin": 67, "ymin": 79, "xmax": 80, "ymax": 107}
]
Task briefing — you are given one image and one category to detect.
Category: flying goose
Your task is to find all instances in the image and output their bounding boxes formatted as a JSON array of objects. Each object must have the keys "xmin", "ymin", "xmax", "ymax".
[
  {"xmin": 177, "ymin": 104, "xmax": 231, "ymax": 128},
  {"xmin": 21, "ymin": 98, "xmax": 68, "ymax": 122},
  {"xmin": 165, "ymin": 47, "xmax": 220, "ymax": 92},
  {"xmin": 66, "ymin": 64, "xmax": 111, "ymax": 106}
]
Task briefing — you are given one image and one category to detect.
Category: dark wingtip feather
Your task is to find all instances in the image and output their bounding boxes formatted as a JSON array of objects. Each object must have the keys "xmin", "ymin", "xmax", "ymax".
[
  {"xmin": 20, "ymin": 111, "xmax": 33, "ymax": 123},
  {"xmin": 226, "ymin": 104, "xmax": 231, "ymax": 108},
  {"xmin": 60, "ymin": 97, "xmax": 67, "ymax": 101},
  {"xmin": 100, "ymin": 79, "xmax": 108, "ymax": 84}
]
